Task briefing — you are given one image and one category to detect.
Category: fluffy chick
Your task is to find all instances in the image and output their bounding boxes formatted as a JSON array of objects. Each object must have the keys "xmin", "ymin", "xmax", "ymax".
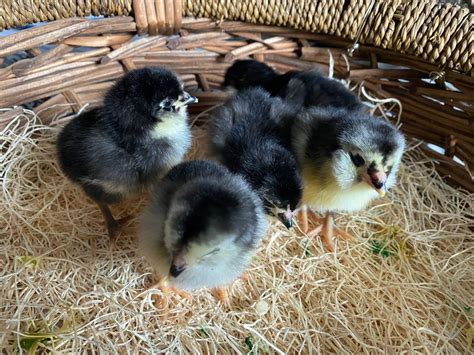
[
  {"xmin": 209, "ymin": 87, "xmax": 303, "ymax": 229},
  {"xmin": 292, "ymin": 107, "xmax": 405, "ymax": 251},
  {"xmin": 139, "ymin": 160, "xmax": 266, "ymax": 304},
  {"xmin": 223, "ymin": 59, "xmax": 292, "ymax": 95},
  {"xmin": 224, "ymin": 59, "xmax": 362, "ymax": 111},
  {"xmin": 57, "ymin": 67, "xmax": 197, "ymax": 241},
  {"xmin": 225, "ymin": 59, "xmax": 405, "ymax": 251}
]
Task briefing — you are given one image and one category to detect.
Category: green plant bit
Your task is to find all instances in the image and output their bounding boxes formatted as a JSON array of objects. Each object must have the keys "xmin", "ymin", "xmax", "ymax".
[
  {"xmin": 19, "ymin": 334, "xmax": 52, "ymax": 354},
  {"xmin": 301, "ymin": 238, "xmax": 312, "ymax": 257},
  {"xmin": 370, "ymin": 240, "xmax": 394, "ymax": 257},
  {"xmin": 16, "ymin": 256, "xmax": 40, "ymax": 270},
  {"xmin": 199, "ymin": 324, "xmax": 210, "ymax": 337},
  {"xmin": 244, "ymin": 335, "xmax": 254, "ymax": 351}
]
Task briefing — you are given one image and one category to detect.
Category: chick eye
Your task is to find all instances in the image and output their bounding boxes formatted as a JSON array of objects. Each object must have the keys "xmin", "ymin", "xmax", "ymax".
[
  {"xmin": 350, "ymin": 153, "xmax": 365, "ymax": 167},
  {"xmin": 160, "ymin": 98, "xmax": 173, "ymax": 111}
]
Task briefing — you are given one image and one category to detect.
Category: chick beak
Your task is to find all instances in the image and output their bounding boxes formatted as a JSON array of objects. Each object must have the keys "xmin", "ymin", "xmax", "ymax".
[
  {"xmin": 181, "ymin": 91, "xmax": 198, "ymax": 106},
  {"xmin": 369, "ymin": 170, "xmax": 387, "ymax": 197},
  {"xmin": 277, "ymin": 205, "xmax": 293, "ymax": 229},
  {"xmin": 170, "ymin": 252, "xmax": 186, "ymax": 278}
]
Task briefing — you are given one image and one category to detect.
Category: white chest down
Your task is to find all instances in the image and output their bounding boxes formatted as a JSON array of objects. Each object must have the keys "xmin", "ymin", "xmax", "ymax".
[{"xmin": 150, "ymin": 111, "xmax": 192, "ymax": 164}]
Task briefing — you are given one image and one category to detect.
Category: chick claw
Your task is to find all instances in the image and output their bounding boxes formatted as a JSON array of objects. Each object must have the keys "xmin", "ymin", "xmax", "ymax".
[{"xmin": 169, "ymin": 287, "xmax": 192, "ymax": 301}]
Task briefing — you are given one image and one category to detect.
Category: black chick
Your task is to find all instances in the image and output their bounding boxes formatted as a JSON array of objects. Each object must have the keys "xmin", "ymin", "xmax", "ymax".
[
  {"xmin": 209, "ymin": 87, "xmax": 302, "ymax": 229},
  {"xmin": 223, "ymin": 59, "xmax": 363, "ymax": 111},
  {"xmin": 139, "ymin": 160, "xmax": 266, "ymax": 304},
  {"xmin": 57, "ymin": 67, "xmax": 197, "ymax": 240}
]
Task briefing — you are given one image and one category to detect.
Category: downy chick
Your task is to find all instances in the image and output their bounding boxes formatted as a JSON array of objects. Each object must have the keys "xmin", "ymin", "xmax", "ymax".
[
  {"xmin": 292, "ymin": 107, "xmax": 405, "ymax": 251},
  {"xmin": 226, "ymin": 59, "xmax": 404, "ymax": 251},
  {"xmin": 139, "ymin": 160, "xmax": 266, "ymax": 303},
  {"xmin": 224, "ymin": 60, "xmax": 363, "ymax": 111},
  {"xmin": 209, "ymin": 87, "xmax": 302, "ymax": 229},
  {"xmin": 57, "ymin": 67, "xmax": 197, "ymax": 241}
]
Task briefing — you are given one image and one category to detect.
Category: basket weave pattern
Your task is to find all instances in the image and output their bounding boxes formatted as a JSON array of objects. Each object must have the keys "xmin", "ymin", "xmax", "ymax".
[{"xmin": 0, "ymin": 0, "xmax": 473, "ymax": 191}]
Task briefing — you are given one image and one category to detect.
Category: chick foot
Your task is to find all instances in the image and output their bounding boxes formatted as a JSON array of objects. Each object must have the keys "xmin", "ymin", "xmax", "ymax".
[
  {"xmin": 149, "ymin": 280, "xmax": 192, "ymax": 303},
  {"xmin": 301, "ymin": 210, "xmax": 354, "ymax": 252},
  {"xmin": 98, "ymin": 203, "xmax": 132, "ymax": 244},
  {"xmin": 297, "ymin": 205, "xmax": 322, "ymax": 234},
  {"xmin": 239, "ymin": 273, "xmax": 249, "ymax": 283},
  {"xmin": 211, "ymin": 287, "xmax": 230, "ymax": 307},
  {"xmin": 148, "ymin": 279, "xmax": 192, "ymax": 319}
]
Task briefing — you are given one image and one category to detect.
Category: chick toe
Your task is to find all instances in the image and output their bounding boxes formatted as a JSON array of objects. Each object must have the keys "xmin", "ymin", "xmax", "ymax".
[
  {"xmin": 306, "ymin": 212, "xmax": 353, "ymax": 252},
  {"xmin": 169, "ymin": 287, "xmax": 192, "ymax": 301},
  {"xmin": 211, "ymin": 287, "xmax": 229, "ymax": 306},
  {"xmin": 298, "ymin": 205, "xmax": 322, "ymax": 234},
  {"xmin": 332, "ymin": 227, "xmax": 354, "ymax": 241},
  {"xmin": 147, "ymin": 281, "xmax": 191, "ymax": 321},
  {"xmin": 239, "ymin": 273, "xmax": 250, "ymax": 283}
]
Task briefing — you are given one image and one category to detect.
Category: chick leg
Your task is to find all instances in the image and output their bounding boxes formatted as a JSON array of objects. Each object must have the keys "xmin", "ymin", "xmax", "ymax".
[
  {"xmin": 298, "ymin": 205, "xmax": 323, "ymax": 235},
  {"xmin": 299, "ymin": 205, "xmax": 309, "ymax": 233},
  {"xmin": 309, "ymin": 212, "xmax": 354, "ymax": 252},
  {"xmin": 97, "ymin": 203, "xmax": 131, "ymax": 242},
  {"xmin": 319, "ymin": 212, "xmax": 335, "ymax": 252}
]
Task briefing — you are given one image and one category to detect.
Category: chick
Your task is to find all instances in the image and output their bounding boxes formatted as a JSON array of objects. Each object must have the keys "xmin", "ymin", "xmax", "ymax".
[
  {"xmin": 139, "ymin": 160, "xmax": 266, "ymax": 305},
  {"xmin": 226, "ymin": 60, "xmax": 404, "ymax": 251},
  {"xmin": 223, "ymin": 59, "xmax": 292, "ymax": 95},
  {"xmin": 292, "ymin": 106, "xmax": 405, "ymax": 251},
  {"xmin": 57, "ymin": 67, "xmax": 197, "ymax": 241},
  {"xmin": 208, "ymin": 87, "xmax": 302, "ymax": 229},
  {"xmin": 224, "ymin": 59, "xmax": 362, "ymax": 112}
]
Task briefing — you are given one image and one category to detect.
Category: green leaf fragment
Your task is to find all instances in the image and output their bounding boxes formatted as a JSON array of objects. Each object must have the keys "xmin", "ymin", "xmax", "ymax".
[
  {"xmin": 19, "ymin": 337, "xmax": 39, "ymax": 351},
  {"xmin": 199, "ymin": 325, "xmax": 210, "ymax": 337},
  {"xmin": 16, "ymin": 256, "xmax": 40, "ymax": 269},
  {"xmin": 19, "ymin": 335, "xmax": 51, "ymax": 352},
  {"xmin": 370, "ymin": 240, "xmax": 394, "ymax": 257},
  {"xmin": 302, "ymin": 239, "xmax": 312, "ymax": 257},
  {"xmin": 245, "ymin": 336, "xmax": 254, "ymax": 351}
]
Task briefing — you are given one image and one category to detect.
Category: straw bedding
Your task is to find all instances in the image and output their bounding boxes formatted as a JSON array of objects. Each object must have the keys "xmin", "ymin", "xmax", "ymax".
[{"xmin": 0, "ymin": 102, "xmax": 473, "ymax": 353}]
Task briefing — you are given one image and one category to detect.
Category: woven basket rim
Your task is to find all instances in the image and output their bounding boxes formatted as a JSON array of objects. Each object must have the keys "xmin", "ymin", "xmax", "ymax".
[{"xmin": 0, "ymin": 0, "xmax": 472, "ymax": 76}]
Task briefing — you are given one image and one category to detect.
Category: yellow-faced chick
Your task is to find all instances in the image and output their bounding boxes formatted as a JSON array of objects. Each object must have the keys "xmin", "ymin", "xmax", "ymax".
[{"xmin": 292, "ymin": 106, "xmax": 405, "ymax": 251}]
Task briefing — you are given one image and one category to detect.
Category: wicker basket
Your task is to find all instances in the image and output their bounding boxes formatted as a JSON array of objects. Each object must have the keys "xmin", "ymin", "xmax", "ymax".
[
  {"xmin": 0, "ymin": 0, "xmax": 472, "ymax": 191},
  {"xmin": 1, "ymin": 1, "xmax": 474, "ymax": 353}
]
